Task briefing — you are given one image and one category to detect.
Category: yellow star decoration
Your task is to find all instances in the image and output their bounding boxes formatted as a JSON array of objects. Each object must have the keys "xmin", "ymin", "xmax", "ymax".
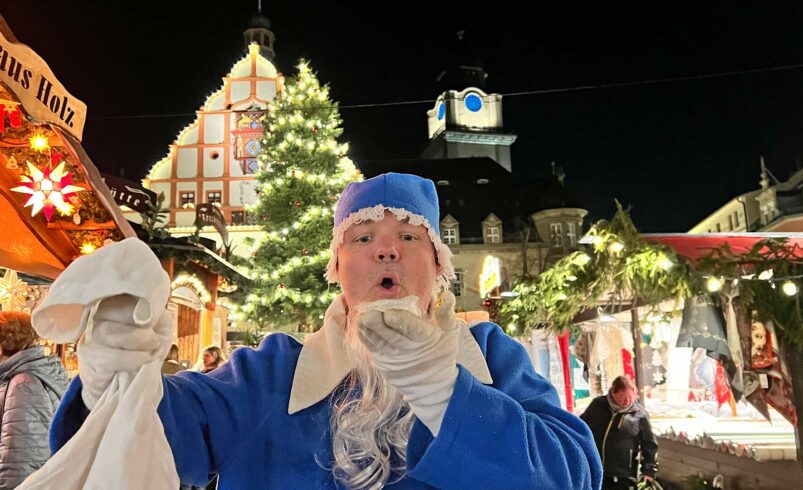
[
  {"xmin": 0, "ymin": 269, "xmax": 29, "ymax": 311},
  {"xmin": 0, "ymin": 98, "xmax": 20, "ymax": 113}
]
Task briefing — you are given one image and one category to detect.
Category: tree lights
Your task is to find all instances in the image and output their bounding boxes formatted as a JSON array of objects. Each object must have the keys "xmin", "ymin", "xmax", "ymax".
[{"xmin": 240, "ymin": 60, "xmax": 359, "ymax": 330}]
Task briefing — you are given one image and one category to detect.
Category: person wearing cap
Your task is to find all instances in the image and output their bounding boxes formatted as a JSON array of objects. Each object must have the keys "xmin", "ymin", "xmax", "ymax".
[{"xmin": 47, "ymin": 173, "xmax": 601, "ymax": 489}]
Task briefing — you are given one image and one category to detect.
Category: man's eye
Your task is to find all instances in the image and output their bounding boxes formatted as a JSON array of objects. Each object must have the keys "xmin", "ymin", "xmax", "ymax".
[
  {"xmin": 401, "ymin": 234, "xmax": 417, "ymax": 241},
  {"xmin": 355, "ymin": 235, "xmax": 372, "ymax": 243}
]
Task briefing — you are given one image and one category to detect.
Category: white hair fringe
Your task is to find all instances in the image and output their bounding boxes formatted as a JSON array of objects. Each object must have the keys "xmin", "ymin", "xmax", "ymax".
[{"xmin": 324, "ymin": 205, "xmax": 455, "ymax": 290}]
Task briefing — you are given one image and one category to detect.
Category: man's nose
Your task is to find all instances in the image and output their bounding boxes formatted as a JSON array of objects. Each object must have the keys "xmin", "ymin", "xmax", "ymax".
[{"xmin": 374, "ymin": 239, "xmax": 400, "ymax": 262}]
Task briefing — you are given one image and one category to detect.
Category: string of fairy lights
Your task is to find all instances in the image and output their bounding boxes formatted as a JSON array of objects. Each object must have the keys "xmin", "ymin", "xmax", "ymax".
[{"xmin": 582, "ymin": 233, "xmax": 803, "ymax": 299}]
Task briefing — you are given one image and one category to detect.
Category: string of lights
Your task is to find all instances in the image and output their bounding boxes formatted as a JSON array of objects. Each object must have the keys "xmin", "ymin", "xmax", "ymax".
[{"xmin": 87, "ymin": 62, "xmax": 803, "ymax": 121}]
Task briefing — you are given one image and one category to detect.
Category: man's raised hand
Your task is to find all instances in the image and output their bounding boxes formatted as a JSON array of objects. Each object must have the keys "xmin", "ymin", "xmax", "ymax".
[{"xmin": 357, "ymin": 291, "xmax": 459, "ymax": 436}]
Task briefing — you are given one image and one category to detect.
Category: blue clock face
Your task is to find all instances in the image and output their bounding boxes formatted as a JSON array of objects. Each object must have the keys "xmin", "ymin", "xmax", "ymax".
[
  {"xmin": 245, "ymin": 140, "xmax": 262, "ymax": 156},
  {"xmin": 247, "ymin": 159, "xmax": 259, "ymax": 173},
  {"xmin": 465, "ymin": 93, "xmax": 482, "ymax": 112},
  {"xmin": 437, "ymin": 102, "xmax": 446, "ymax": 120}
]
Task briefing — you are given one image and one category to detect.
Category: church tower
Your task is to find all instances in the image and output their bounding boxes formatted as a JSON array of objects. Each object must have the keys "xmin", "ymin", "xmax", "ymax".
[
  {"xmin": 243, "ymin": 1, "xmax": 276, "ymax": 62},
  {"xmin": 420, "ymin": 31, "xmax": 517, "ymax": 172}
]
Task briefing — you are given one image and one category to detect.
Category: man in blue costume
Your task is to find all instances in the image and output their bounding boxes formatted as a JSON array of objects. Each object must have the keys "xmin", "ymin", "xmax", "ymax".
[{"xmin": 50, "ymin": 173, "xmax": 602, "ymax": 489}]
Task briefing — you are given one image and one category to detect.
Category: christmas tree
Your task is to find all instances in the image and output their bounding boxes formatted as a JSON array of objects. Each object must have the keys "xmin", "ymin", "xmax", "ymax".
[{"xmin": 242, "ymin": 61, "xmax": 360, "ymax": 331}]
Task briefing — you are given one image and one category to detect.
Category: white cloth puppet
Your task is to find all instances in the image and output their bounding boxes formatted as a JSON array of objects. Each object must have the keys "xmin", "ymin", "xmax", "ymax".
[{"xmin": 20, "ymin": 238, "xmax": 179, "ymax": 490}]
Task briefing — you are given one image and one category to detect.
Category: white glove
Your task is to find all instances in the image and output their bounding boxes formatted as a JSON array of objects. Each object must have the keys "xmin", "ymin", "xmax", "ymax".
[
  {"xmin": 357, "ymin": 291, "xmax": 459, "ymax": 436},
  {"xmin": 78, "ymin": 294, "xmax": 172, "ymax": 409}
]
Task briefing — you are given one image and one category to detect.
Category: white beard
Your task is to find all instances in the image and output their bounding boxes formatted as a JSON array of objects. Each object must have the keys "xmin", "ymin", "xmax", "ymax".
[{"xmin": 330, "ymin": 308, "xmax": 415, "ymax": 490}]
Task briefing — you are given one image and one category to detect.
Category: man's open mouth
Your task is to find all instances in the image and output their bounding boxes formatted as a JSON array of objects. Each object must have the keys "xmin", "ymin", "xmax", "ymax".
[
  {"xmin": 380, "ymin": 277, "xmax": 394, "ymax": 289},
  {"xmin": 378, "ymin": 274, "xmax": 399, "ymax": 290}
]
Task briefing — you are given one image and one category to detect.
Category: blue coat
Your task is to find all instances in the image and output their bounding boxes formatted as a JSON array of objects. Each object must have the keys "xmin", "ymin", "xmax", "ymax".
[{"xmin": 50, "ymin": 323, "xmax": 602, "ymax": 489}]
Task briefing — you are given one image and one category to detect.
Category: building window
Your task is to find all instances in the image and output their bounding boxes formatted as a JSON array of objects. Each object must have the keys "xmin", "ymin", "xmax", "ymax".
[
  {"xmin": 207, "ymin": 191, "xmax": 222, "ymax": 207},
  {"xmin": 451, "ymin": 270, "xmax": 465, "ymax": 297},
  {"xmin": 549, "ymin": 223, "xmax": 563, "ymax": 246},
  {"xmin": 443, "ymin": 227, "xmax": 458, "ymax": 245},
  {"xmin": 484, "ymin": 226, "xmax": 500, "ymax": 244},
  {"xmin": 715, "ymin": 223, "xmax": 721, "ymax": 232},
  {"xmin": 231, "ymin": 211, "xmax": 245, "ymax": 225},
  {"xmin": 566, "ymin": 223, "xmax": 577, "ymax": 246},
  {"xmin": 733, "ymin": 211, "xmax": 740, "ymax": 227},
  {"xmin": 180, "ymin": 192, "xmax": 195, "ymax": 209}
]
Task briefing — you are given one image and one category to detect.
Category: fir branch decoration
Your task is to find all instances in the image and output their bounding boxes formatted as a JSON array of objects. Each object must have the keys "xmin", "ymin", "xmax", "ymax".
[{"xmin": 501, "ymin": 203, "xmax": 692, "ymax": 335}]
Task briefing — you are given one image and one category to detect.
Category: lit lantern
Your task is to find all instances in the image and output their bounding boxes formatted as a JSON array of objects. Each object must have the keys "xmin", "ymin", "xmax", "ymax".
[{"xmin": 11, "ymin": 161, "xmax": 85, "ymax": 221}]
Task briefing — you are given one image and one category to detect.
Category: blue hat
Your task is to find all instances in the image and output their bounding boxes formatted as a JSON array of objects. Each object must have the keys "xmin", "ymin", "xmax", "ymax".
[{"xmin": 325, "ymin": 173, "xmax": 455, "ymax": 288}]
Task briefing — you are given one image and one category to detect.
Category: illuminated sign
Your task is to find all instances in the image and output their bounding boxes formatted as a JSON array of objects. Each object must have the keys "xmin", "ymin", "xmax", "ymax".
[{"xmin": 479, "ymin": 255, "xmax": 501, "ymax": 298}]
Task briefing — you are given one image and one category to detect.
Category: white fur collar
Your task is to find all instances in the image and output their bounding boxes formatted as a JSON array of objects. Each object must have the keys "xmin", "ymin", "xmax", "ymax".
[{"xmin": 288, "ymin": 296, "xmax": 494, "ymax": 414}]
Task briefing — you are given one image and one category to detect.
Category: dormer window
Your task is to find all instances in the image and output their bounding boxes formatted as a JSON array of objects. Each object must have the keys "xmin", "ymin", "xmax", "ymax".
[
  {"xmin": 440, "ymin": 215, "xmax": 460, "ymax": 245},
  {"xmin": 485, "ymin": 226, "xmax": 500, "ymax": 244},
  {"xmin": 482, "ymin": 213, "xmax": 502, "ymax": 244},
  {"xmin": 549, "ymin": 223, "xmax": 563, "ymax": 247},
  {"xmin": 443, "ymin": 227, "xmax": 458, "ymax": 245},
  {"xmin": 566, "ymin": 223, "xmax": 577, "ymax": 246}
]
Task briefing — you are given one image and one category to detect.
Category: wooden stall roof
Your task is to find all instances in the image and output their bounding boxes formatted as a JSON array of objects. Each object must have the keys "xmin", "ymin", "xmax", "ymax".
[{"xmin": 0, "ymin": 123, "xmax": 135, "ymax": 279}]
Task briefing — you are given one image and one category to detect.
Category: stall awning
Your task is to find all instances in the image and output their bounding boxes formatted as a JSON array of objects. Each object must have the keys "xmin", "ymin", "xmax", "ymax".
[{"xmin": 642, "ymin": 233, "xmax": 803, "ymax": 261}]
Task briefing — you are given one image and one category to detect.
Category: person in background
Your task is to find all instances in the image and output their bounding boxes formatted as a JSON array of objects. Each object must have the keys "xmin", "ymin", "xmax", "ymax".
[
  {"xmin": 580, "ymin": 375, "xmax": 658, "ymax": 490},
  {"xmin": 0, "ymin": 311, "xmax": 69, "ymax": 488},
  {"xmin": 163, "ymin": 344, "xmax": 185, "ymax": 375},
  {"xmin": 200, "ymin": 346, "xmax": 226, "ymax": 374}
]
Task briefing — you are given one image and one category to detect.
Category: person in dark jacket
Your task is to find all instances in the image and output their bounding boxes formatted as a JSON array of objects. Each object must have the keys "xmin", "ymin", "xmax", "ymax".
[
  {"xmin": 581, "ymin": 375, "xmax": 658, "ymax": 490},
  {"xmin": 162, "ymin": 344, "xmax": 185, "ymax": 375},
  {"xmin": 0, "ymin": 311, "xmax": 69, "ymax": 488}
]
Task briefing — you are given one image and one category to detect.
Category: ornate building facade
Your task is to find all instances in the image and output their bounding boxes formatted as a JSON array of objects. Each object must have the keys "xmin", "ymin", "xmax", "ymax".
[{"xmin": 125, "ymin": 35, "xmax": 282, "ymax": 257}]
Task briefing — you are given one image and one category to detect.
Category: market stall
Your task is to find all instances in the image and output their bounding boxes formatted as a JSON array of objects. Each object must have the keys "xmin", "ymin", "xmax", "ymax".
[{"xmin": 503, "ymin": 207, "xmax": 803, "ymax": 488}]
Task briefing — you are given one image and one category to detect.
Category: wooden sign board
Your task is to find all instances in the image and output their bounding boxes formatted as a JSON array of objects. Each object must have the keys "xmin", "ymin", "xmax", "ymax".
[{"xmin": 0, "ymin": 16, "xmax": 87, "ymax": 140}]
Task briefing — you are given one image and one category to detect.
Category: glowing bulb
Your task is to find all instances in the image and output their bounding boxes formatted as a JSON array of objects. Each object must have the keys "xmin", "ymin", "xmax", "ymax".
[
  {"xmin": 29, "ymin": 135, "xmax": 50, "ymax": 151},
  {"xmin": 657, "ymin": 254, "xmax": 673, "ymax": 270},
  {"xmin": 706, "ymin": 277, "xmax": 723, "ymax": 293},
  {"xmin": 80, "ymin": 243, "xmax": 96, "ymax": 254},
  {"xmin": 782, "ymin": 280, "xmax": 798, "ymax": 296},
  {"xmin": 556, "ymin": 293, "xmax": 568, "ymax": 301},
  {"xmin": 576, "ymin": 253, "xmax": 591, "ymax": 266},
  {"xmin": 608, "ymin": 242, "xmax": 625, "ymax": 254}
]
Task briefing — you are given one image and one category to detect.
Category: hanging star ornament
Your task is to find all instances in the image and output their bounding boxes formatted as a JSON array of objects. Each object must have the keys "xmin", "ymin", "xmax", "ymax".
[
  {"xmin": 11, "ymin": 160, "xmax": 86, "ymax": 221},
  {"xmin": 0, "ymin": 269, "xmax": 29, "ymax": 311}
]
